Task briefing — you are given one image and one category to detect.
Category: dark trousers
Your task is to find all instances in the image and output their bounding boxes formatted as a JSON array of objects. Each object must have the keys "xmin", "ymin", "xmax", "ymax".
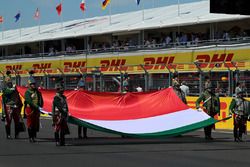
[
  {"xmin": 233, "ymin": 116, "xmax": 247, "ymax": 140},
  {"xmin": 78, "ymin": 126, "xmax": 87, "ymax": 138},
  {"xmin": 55, "ymin": 131, "xmax": 65, "ymax": 146},
  {"xmin": 204, "ymin": 124, "xmax": 214, "ymax": 138}
]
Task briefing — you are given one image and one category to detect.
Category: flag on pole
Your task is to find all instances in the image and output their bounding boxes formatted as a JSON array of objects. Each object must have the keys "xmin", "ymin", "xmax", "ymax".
[
  {"xmin": 102, "ymin": 0, "xmax": 110, "ymax": 10},
  {"xmin": 56, "ymin": 3, "xmax": 62, "ymax": 16},
  {"xmin": 34, "ymin": 8, "xmax": 40, "ymax": 20},
  {"xmin": 0, "ymin": 16, "xmax": 3, "ymax": 23},
  {"xmin": 14, "ymin": 12, "xmax": 21, "ymax": 22},
  {"xmin": 80, "ymin": 0, "xmax": 86, "ymax": 12},
  {"xmin": 136, "ymin": 0, "xmax": 140, "ymax": 5}
]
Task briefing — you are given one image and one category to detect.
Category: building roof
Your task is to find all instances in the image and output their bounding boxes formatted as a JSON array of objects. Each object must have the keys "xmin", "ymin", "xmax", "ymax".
[{"xmin": 0, "ymin": 1, "xmax": 249, "ymax": 46}]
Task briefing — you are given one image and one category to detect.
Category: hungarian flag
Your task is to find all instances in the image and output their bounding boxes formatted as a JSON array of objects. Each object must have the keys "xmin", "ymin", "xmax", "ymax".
[
  {"xmin": 102, "ymin": 0, "xmax": 110, "ymax": 10},
  {"xmin": 80, "ymin": 0, "xmax": 85, "ymax": 12},
  {"xmin": 14, "ymin": 12, "xmax": 21, "ymax": 22},
  {"xmin": 34, "ymin": 8, "xmax": 40, "ymax": 20},
  {"xmin": 56, "ymin": 3, "xmax": 62, "ymax": 16},
  {"xmin": 0, "ymin": 16, "xmax": 3, "ymax": 23},
  {"xmin": 17, "ymin": 87, "xmax": 217, "ymax": 138}
]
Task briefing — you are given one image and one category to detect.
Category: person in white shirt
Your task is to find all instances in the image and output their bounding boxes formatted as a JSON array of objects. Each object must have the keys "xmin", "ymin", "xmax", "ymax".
[
  {"xmin": 136, "ymin": 85, "xmax": 143, "ymax": 92},
  {"xmin": 180, "ymin": 81, "xmax": 190, "ymax": 97}
]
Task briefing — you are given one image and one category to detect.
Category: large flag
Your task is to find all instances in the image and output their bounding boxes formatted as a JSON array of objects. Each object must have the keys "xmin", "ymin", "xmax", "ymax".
[
  {"xmin": 17, "ymin": 86, "xmax": 218, "ymax": 138},
  {"xmin": 14, "ymin": 12, "xmax": 21, "ymax": 22},
  {"xmin": 102, "ymin": 0, "xmax": 110, "ymax": 10},
  {"xmin": 56, "ymin": 3, "xmax": 62, "ymax": 16},
  {"xmin": 34, "ymin": 8, "xmax": 40, "ymax": 20},
  {"xmin": 0, "ymin": 16, "xmax": 3, "ymax": 23},
  {"xmin": 80, "ymin": 0, "xmax": 85, "ymax": 12},
  {"xmin": 136, "ymin": 0, "xmax": 140, "ymax": 5}
]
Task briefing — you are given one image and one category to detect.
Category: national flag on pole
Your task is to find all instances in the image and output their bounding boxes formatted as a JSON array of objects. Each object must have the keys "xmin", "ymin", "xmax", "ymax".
[
  {"xmin": 136, "ymin": 0, "xmax": 140, "ymax": 5},
  {"xmin": 102, "ymin": 0, "xmax": 110, "ymax": 10},
  {"xmin": 17, "ymin": 86, "xmax": 218, "ymax": 138},
  {"xmin": 56, "ymin": 3, "xmax": 62, "ymax": 16},
  {"xmin": 80, "ymin": 0, "xmax": 86, "ymax": 12},
  {"xmin": 0, "ymin": 16, "xmax": 3, "ymax": 23},
  {"xmin": 34, "ymin": 8, "xmax": 40, "ymax": 20},
  {"xmin": 14, "ymin": 12, "xmax": 21, "ymax": 22}
]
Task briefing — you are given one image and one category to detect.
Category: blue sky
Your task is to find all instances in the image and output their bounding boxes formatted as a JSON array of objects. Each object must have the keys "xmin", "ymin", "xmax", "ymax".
[{"xmin": 0, "ymin": 0, "xmax": 201, "ymax": 31}]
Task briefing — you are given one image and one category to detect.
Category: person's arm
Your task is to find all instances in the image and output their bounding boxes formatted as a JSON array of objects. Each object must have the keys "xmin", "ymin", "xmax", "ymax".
[
  {"xmin": 196, "ymin": 93, "xmax": 204, "ymax": 109},
  {"xmin": 24, "ymin": 90, "xmax": 39, "ymax": 110},
  {"xmin": 229, "ymin": 99, "xmax": 236, "ymax": 115}
]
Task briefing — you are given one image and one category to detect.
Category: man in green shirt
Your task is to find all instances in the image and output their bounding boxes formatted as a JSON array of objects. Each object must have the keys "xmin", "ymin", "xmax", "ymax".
[
  {"xmin": 196, "ymin": 82, "xmax": 220, "ymax": 140},
  {"xmin": 24, "ymin": 72, "xmax": 43, "ymax": 142},
  {"xmin": 1, "ymin": 71, "xmax": 23, "ymax": 139},
  {"xmin": 229, "ymin": 91, "xmax": 250, "ymax": 142},
  {"xmin": 52, "ymin": 78, "xmax": 70, "ymax": 146}
]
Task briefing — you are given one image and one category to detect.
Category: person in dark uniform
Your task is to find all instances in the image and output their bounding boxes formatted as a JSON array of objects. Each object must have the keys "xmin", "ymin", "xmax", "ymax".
[
  {"xmin": 52, "ymin": 78, "xmax": 70, "ymax": 146},
  {"xmin": 196, "ymin": 82, "xmax": 220, "ymax": 140},
  {"xmin": 24, "ymin": 71, "xmax": 44, "ymax": 142},
  {"xmin": 1, "ymin": 71, "xmax": 23, "ymax": 139},
  {"xmin": 229, "ymin": 91, "xmax": 250, "ymax": 142},
  {"xmin": 77, "ymin": 76, "xmax": 88, "ymax": 139}
]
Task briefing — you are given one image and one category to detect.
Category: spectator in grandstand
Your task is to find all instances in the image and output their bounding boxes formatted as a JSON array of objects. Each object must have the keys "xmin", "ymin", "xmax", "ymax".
[
  {"xmin": 180, "ymin": 81, "xmax": 189, "ymax": 97},
  {"xmin": 223, "ymin": 31, "xmax": 230, "ymax": 41},
  {"xmin": 48, "ymin": 47, "xmax": 55, "ymax": 56},
  {"xmin": 165, "ymin": 35, "xmax": 172, "ymax": 46}
]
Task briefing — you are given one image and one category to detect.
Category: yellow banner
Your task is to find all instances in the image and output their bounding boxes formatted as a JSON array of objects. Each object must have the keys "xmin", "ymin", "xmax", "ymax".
[{"xmin": 0, "ymin": 47, "xmax": 249, "ymax": 75}]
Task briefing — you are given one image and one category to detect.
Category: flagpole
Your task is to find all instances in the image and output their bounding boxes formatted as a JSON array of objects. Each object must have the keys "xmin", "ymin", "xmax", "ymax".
[
  {"xmin": 60, "ymin": 0, "xmax": 63, "ymax": 30},
  {"xmin": 178, "ymin": 0, "xmax": 180, "ymax": 16},
  {"xmin": 109, "ymin": 0, "xmax": 112, "ymax": 25},
  {"xmin": 19, "ymin": 16, "xmax": 21, "ymax": 38},
  {"xmin": 38, "ymin": 8, "xmax": 41, "ymax": 34},
  {"xmin": 142, "ymin": 0, "xmax": 145, "ymax": 22}
]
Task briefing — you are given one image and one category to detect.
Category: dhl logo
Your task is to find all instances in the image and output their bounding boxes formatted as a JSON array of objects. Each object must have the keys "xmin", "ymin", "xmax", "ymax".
[{"xmin": 63, "ymin": 61, "xmax": 86, "ymax": 73}]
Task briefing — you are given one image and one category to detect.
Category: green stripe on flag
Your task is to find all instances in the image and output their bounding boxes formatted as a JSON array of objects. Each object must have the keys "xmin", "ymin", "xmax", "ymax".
[{"xmin": 68, "ymin": 116, "xmax": 218, "ymax": 139}]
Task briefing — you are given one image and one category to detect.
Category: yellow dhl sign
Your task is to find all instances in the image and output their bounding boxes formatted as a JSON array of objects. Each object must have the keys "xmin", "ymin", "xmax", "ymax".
[{"xmin": 0, "ymin": 48, "xmax": 250, "ymax": 75}]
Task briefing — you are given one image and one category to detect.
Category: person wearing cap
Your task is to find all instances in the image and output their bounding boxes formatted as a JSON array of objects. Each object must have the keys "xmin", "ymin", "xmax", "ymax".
[
  {"xmin": 24, "ymin": 72, "xmax": 44, "ymax": 142},
  {"xmin": 172, "ymin": 74, "xmax": 187, "ymax": 104},
  {"xmin": 1, "ymin": 71, "xmax": 23, "ymax": 139},
  {"xmin": 196, "ymin": 81, "xmax": 220, "ymax": 140},
  {"xmin": 76, "ymin": 77, "xmax": 88, "ymax": 139},
  {"xmin": 229, "ymin": 90, "xmax": 250, "ymax": 142},
  {"xmin": 52, "ymin": 78, "xmax": 70, "ymax": 146}
]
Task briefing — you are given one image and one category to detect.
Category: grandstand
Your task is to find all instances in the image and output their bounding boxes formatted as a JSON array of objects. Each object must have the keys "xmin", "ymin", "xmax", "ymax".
[{"xmin": 0, "ymin": 0, "xmax": 249, "ymax": 96}]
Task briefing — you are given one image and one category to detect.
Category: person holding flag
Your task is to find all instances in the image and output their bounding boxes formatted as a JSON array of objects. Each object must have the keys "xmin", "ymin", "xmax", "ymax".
[
  {"xmin": 24, "ymin": 71, "xmax": 44, "ymax": 143},
  {"xmin": 52, "ymin": 77, "xmax": 70, "ymax": 146},
  {"xmin": 1, "ymin": 71, "xmax": 23, "ymax": 139}
]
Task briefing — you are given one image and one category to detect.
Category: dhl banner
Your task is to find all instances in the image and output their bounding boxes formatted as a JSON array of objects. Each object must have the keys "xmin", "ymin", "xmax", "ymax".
[
  {"xmin": 0, "ymin": 47, "xmax": 250, "ymax": 76},
  {"xmin": 0, "ymin": 93, "xmax": 249, "ymax": 131}
]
